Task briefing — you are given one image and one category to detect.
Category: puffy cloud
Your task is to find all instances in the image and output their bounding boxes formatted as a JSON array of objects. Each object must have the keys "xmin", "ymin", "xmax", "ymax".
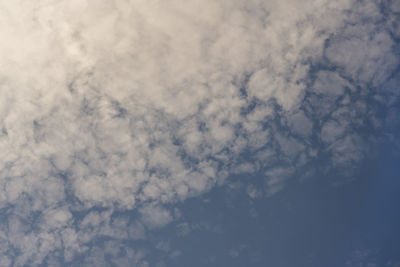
[
  {"xmin": 139, "ymin": 204, "xmax": 173, "ymax": 229},
  {"xmin": 287, "ymin": 110, "xmax": 313, "ymax": 137},
  {"xmin": 0, "ymin": 0, "xmax": 397, "ymax": 264}
]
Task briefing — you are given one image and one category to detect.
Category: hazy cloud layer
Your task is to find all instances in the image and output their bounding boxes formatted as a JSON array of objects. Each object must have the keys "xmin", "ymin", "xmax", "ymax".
[{"xmin": 0, "ymin": 0, "xmax": 398, "ymax": 265}]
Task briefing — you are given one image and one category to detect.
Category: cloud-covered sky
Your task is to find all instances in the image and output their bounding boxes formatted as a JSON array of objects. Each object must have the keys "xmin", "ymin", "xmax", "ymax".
[{"xmin": 0, "ymin": 0, "xmax": 399, "ymax": 266}]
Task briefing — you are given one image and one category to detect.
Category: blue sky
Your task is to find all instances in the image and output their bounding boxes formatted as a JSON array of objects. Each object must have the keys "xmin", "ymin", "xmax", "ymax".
[
  {"xmin": 162, "ymin": 142, "xmax": 400, "ymax": 267},
  {"xmin": 0, "ymin": 0, "xmax": 399, "ymax": 266}
]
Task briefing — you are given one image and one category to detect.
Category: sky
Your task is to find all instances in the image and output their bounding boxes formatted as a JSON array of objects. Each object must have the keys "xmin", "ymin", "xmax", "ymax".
[{"xmin": 0, "ymin": 0, "xmax": 399, "ymax": 266}]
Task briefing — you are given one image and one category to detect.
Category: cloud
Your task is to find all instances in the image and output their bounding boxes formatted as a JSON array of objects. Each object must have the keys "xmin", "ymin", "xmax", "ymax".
[
  {"xmin": 0, "ymin": 0, "xmax": 398, "ymax": 265},
  {"xmin": 139, "ymin": 204, "xmax": 173, "ymax": 229},
  {"xmin": 264, "ymin": 167, "xmax": 294, "ymax": 196}
]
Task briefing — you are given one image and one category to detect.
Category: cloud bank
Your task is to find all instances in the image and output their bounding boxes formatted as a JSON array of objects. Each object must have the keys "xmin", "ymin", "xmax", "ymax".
[{"xmin": 0, "ymin": 0, "xmax": 398, "ymax": 265}]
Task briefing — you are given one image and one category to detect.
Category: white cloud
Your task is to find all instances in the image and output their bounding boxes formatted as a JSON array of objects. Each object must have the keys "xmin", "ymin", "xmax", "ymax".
[
  {"xmin": 0, "ymin": 0, "xmax": 396, "ymax": 264},
  {"xmin": 326, "ymin": 24, "xmax": 398, "ymax": 86},
  {"xmin": 287, "ymin": 110, "xmax": 313, "ymax": 138},
  {"xmin": 321, "ymin": 120, "xmax": 345, "ymax": 144},
  {"xmin": 42, "ymin": 207, "xmax": 72, "ymax": 230},
  {"xmin": 140, "ymin": 204, "xmax": 173, "ymax": 229}
]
